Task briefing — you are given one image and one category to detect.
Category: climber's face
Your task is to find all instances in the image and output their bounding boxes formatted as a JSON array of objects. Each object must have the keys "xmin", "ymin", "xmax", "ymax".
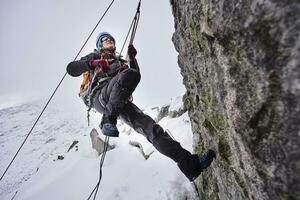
[{"xmin": 102, "ymin": 37, "xmax": 115, "ymax": 49}]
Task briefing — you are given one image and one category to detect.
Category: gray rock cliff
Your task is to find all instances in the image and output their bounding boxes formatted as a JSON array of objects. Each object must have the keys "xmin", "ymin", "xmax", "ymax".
[{"xmin": 170, "ymin": 0, "xmax": 300, "ymax": 199}]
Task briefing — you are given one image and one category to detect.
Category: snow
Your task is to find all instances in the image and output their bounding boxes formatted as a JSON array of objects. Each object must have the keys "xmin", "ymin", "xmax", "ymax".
[
  {"xmin": 0, "ymin": 97, "xmax": 197, "ymax": 200},
  {"xmin": 168, "ymin": 96, "xmax": 184, "ymax": 113}
]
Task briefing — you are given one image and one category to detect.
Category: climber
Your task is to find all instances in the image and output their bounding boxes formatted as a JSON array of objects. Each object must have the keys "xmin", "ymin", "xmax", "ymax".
[{"xmin": 66, "ymin": 31, "xmax": 216, "ymax": 181}]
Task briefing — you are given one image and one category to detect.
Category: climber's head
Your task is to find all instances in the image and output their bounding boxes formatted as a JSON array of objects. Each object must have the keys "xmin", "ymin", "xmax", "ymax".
[{"xmin": 96, "ymin": 32, "xmax": 116, "ymax": 50}]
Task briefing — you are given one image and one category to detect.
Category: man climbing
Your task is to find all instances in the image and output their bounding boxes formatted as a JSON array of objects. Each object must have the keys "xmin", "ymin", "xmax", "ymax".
[{"xmin": 66, "ymin": 32, "xmax": 216, "ymax": 181}]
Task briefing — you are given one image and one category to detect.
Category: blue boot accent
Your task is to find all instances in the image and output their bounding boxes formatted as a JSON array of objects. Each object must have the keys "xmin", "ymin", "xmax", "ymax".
[
  {"xmin": 186, "ymin": 149, "xmax": 216, "ymax": 181},
  {"xmin": 198, "ymin": 149, "xmax": 216, "ymax": 170},
  {"xmin": 100, "ymin": 123, "xmax": 119, "ymax": 137}
]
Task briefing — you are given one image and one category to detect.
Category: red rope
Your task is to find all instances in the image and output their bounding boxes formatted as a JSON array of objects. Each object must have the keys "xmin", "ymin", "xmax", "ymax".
[
  {"xmin": 119, "ymin": 0, "xmax": 141, "ymax": 58},
  {"xmin": 129, "ymin": 1, "xmax": 141, "ymax": 45}
]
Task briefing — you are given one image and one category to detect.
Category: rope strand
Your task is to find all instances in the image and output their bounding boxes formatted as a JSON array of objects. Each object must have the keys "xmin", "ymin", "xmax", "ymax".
[
  {"xmin": 120, "ymin": 0, "xmax": 142, "ymax": 58},
  {"xmin": 120, "ymin": 16, "xmax": 136, "ymax": 56},
  {"xmin": 86, "ymin": 136, "xmax": 110, "ymax": 200}
]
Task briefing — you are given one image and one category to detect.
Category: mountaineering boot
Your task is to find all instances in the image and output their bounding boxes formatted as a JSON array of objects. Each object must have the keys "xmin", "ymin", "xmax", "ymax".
[
  {"xmin": 100, "ymin": 115, "xmax": 119, "ymax": 137},
  {"xmin": 198, "ymin": 149, "xmax": 216, "ymax": 170},
  {"xmin": 181, "ymin": 149, "xmax": 216, "ymax": 182}
]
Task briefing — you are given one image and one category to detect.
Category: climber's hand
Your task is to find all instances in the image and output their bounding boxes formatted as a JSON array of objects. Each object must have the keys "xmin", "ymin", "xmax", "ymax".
[
  {"xmin": 128, "ymin": 44, "xmax": 137, "ymax": 58},
  {"xmin": 88, "ymin": 59, "xmax": 109, "ymax": 71}
]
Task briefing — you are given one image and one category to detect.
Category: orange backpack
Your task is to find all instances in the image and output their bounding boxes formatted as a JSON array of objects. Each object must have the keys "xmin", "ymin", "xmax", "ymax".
[{"xmin": 79, "ymin": 71, "xmax": 90, "ymax": 94}]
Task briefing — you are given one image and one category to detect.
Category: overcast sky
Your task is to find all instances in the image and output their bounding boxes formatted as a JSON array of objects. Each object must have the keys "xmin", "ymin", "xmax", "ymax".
[{"xmin": 0, "ymin": 0, "xmax": 185, "ymax": 109}]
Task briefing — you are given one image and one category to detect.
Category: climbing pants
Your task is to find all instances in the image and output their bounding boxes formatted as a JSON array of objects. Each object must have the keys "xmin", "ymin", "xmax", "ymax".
[{"xmin": 91, "ymin": 68, "xmax": 194, "ymax": 176}]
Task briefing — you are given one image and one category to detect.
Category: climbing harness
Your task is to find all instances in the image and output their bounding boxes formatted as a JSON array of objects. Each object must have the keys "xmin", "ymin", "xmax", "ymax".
[
  {"xmin": 0, "ymin": 0, "xmax": 116, "ymax": 182},
  {"xmin": 120, "ymin": 0, "xmax": 141, "ymax": 57}
]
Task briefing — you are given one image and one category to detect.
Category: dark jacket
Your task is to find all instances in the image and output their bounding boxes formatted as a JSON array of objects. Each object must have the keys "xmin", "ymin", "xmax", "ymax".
[
  {"xmin": 66, "ymin": 50, "xmax": 139, "ymax": 77},
  {"xmin": 66, "ymin": 50, "xmax": 139, "ymax": 106}
]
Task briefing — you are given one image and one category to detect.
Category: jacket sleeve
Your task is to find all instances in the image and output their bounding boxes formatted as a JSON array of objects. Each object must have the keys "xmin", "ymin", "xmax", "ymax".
[
  {"xmin": 66, "ymin": 53, "xmax": 95, "ymax": 77},
  {"xmin": 129, "ymin": 57, "xmax": 140, "ymax": 72}
]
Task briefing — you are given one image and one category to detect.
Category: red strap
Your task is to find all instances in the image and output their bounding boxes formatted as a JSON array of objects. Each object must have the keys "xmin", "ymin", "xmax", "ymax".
[
  {"xmin": 98, "ymin": 59, "xmax": 109, "ymax": 70},
  {"xmin": 89, "ymin": 59, "xmax": 109, "ymax": 70}
]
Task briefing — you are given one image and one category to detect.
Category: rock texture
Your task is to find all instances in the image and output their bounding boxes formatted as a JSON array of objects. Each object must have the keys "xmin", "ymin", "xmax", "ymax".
[
  {"xmin": 90, "ymin": 128, "xmax": 114, "ymax": 155},
  {"xmin": 170, "ymin": 0, "xmax": 300, "ymax": 200}
]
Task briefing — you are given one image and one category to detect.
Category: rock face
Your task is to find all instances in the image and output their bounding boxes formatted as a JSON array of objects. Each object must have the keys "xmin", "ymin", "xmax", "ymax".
[{"xmin": 170, "ymin": 0, "xmax": 300, "ymax": 200}]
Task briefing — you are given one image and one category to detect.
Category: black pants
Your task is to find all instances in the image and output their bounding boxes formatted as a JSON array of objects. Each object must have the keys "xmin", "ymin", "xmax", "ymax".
[{"xmin": 91, "ymin": 68, "xmax": 196, "ymax": 177}]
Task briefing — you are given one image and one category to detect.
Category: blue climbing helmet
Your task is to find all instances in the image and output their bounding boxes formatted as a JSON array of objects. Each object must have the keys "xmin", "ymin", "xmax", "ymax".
[{"xmin": 96, "ymin": 32, "xmax": 115, "ymax": 49}]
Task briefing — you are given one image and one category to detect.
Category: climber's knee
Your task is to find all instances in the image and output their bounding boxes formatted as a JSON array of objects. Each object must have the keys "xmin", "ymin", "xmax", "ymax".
[{"xmin": 119, "ymin": 68, "xmax": 141, "ymax": 89}]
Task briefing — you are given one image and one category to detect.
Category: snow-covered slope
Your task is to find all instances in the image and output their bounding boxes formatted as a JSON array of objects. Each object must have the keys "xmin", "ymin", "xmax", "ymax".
[{"xmin": 0, "ymin": 97, "xmax": 197, "ymax": 200}]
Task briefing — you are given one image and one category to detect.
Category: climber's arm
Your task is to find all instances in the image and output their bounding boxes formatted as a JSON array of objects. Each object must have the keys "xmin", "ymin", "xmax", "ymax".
[
  {"xmin": 129, "ymin": 57, "xmax": 140, "ymax": 72},
  {"xmin": 66, "ymin": 53, "xmax": 95, "ymax": 77},
  {"xmin": 128, "ymin": 45, "xmax": 140, "ymax": 72}
]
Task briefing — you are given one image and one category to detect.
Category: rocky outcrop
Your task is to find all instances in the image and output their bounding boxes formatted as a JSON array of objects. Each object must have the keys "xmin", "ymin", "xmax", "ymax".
[
  {"xmin": 90, "ymin": 128, "xmax": 114, "ymax": 155},
  {"xmin": 154, "ymin": 96, "xmax": 187, "ymax": 122},
  {"xmin": 170, "ymin": 0, "xmax": 300, "ymax": 200}
]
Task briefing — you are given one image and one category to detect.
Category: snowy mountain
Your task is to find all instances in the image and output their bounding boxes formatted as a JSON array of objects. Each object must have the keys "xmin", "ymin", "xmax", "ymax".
[{"xmin": 0, "ymin": 97, "xmax": 198, "ymax": 200}]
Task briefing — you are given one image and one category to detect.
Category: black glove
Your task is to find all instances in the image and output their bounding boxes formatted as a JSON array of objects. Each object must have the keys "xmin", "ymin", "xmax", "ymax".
[{"xmin": 128, "ymin": 44, "xmax": 137, "ymax": 58}]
